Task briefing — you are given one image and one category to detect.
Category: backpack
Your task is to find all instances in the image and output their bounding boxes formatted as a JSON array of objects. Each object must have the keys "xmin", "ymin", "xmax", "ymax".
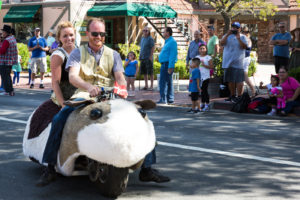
[
  {"xmin": 231, "ymin": 92, "xmax": 251, "ymax": 113},
  {"xmin": 248, "ymin": 97, "xmax": 271, "ymax": 114}
]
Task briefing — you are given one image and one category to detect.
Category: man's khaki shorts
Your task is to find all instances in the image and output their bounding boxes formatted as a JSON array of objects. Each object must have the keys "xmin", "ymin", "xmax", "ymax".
[{"xmin": 30, "ymin": 57, "xmax": 47, "ymax": 73}]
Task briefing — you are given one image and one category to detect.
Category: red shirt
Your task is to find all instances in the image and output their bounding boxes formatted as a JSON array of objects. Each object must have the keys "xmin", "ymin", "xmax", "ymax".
[{"xmin": 0, "ymin": 40, "xmax": 10, "ymax": 54}]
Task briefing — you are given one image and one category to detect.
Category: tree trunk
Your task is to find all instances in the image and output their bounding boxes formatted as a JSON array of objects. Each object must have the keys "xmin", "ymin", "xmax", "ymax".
[{"xmin": 221, "ymin": 12, "xmax": 231, "ymax": 35}]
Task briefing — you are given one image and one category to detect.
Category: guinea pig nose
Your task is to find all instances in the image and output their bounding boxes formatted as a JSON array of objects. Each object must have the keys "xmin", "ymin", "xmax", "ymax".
[
  {"xmin": 90, "ymin": 109, "xmax": 103, "ymax": 120},
  {"xmin": 138, "ymin": 108, "xmax": 146, "ymax": 118}
]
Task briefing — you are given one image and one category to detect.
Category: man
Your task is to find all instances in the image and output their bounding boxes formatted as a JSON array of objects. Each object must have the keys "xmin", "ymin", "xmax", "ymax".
[
  {"xmin": 37, "ymin": 18, "xmax": 169, "ymax": 186},
  {"xmin": 46, "ymin": 29, "xmax": 56, "ymax": 53},
  {"xmin": 139, "ymin": 26, "xmax": 155, "ymax": 90},
  {"xmin": 207, "ymin": 25, "xmax": 219, "ymax": 57},
  {"xmin": 186, "ymin": 30, "xmax": 205, "ymax": 72},
  {"xmin": 269, "ymin": 22, "xmax": 291, "ymax": 73},
  {"xmin": 220, "ymin": 22, "xmax": 247, "ymax": 102},
  {"xmin": 157, "ymin": 27, "xmax": 178, "ymax": 104},
  {"xmin": 0, "ymin": 25, "xmax": 18, "ymax": 96},
  {"xmin": 28, "ymin": 27, "xmax": 49, "ymax": 89}
]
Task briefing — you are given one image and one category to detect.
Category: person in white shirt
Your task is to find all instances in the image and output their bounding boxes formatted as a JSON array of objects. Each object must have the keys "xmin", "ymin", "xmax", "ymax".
[{"xmin": 196, "ymin": 44, "xmax": 213, "ymax": 111}]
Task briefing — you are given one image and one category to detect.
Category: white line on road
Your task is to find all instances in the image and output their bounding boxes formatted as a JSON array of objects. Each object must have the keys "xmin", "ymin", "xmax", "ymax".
[
  {"xmin": 158, "ymin": 141, "xmax": 300, "ymax": 167},
  {"xmin": 0, "ymin": 116, "xmax": 27, "ymax": 124},
  {"xmin": 1, "ymin": 117, "xmax": 300, "ymax": 167}
]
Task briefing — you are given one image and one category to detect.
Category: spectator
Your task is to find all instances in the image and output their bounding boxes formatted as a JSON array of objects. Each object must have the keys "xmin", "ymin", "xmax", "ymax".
[
  {"xmin": 187, "ymin": 58, "xmax": 201, "ymax": 113},
  {"xmin": 277, "ymin": 66, "xmax": 300, "ymax": 116},
  {"xmin": 28, "ymin": 27, "xmax": 49, "ymax": 89},
  {"xmin": 157, "ymin": 27, "xmax": 178, "ymax": 104},
  {"xmin": 12, "ymin": 54, "xmax": 22, "ymax": 86},
  {"xmin": 207, "ymin": 25, "xmax": 219, "ymax": 57},
  {"xmin": 186, "ymin": 30, "xmax": 205, "ymax": 72},
  {"xmin": 220, "ymin": 22, "xmax": 247, "ymax": 103},
  {"xmin": 49, "ymin": 39, "xmax": 59, "ymax": 54},
  {"xmin": 139, "ymin": 26, "xmax": 155, "ymax": 90},
  {"xmin": 269, "ymin": 22, "xmax": 291, "ymax": 73},
  {"xmin": 125, "ymin": 51, "xmax": 139, "ymax": 97},
  {"xmin": 0, "ymin": 25, "xmax": 18, "ymax": 96},
  {"xmin": 242, "ymin": 27, "xmax": 256, "ymax": 97},
  {"xmin": 259, "ymin": 75, "xmax": 280, "ymax": 116},
  {"xmin": 196, "ymin": 44, "xmax": 213, "ymax": 111},
  {"xmin": 46, "ymin": 29, "xmax": 56, "ymax": 54},
  {"xmin": 288, "ymin": 27, "xmax": 300, "ymax": 70}
]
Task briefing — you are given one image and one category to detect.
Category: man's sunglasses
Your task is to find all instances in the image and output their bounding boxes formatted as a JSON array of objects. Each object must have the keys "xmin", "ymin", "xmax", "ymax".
[{"xmin": 90, "ymin": 32, "xmax": 106, "ymax": 37}]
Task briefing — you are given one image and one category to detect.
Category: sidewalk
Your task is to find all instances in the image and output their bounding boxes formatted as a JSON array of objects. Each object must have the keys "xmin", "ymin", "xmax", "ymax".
[{"xmin": 11, "ymin": 63, "xmax": 276, "ymax": 107}]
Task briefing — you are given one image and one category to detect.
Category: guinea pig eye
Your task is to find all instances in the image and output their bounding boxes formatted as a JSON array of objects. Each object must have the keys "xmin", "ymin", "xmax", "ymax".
[
  {"xmin": 90, "ymin": 109, "xmax": 103, "ymax": 120},
  {"xmin": 138, "ymin": 108, "xmax": 146, "ymax": 118}
]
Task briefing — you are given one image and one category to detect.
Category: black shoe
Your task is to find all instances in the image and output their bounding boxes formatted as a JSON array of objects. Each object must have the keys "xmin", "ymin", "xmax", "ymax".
[
  {"xmin": 139, "ymin": 167, "xmax": 170, "ymax": 183},
  {"xmin": 36, "ymin": 167, "xmax": 56, "ymax": 187},
  {"xmin": 30, "ymin": 84, "xmax": 34, "ymax": 89},
  {"xmin": 225, "ymin": 96, "xmax": 233, "ymax": 102},
  {"xmin": 39, "ymin": 84, "xmax": 44, "ymax": 89}
]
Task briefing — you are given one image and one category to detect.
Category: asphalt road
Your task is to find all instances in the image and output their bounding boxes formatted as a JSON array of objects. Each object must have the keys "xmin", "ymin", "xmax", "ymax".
[{"xmin": 1, "ymin": 89, "xmax": 300, "ymax": 200}]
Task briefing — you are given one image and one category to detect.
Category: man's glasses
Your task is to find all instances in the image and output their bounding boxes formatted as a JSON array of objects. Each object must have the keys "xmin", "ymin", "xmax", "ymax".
[
  {"xmin": 279, "ymin": 26, "xmax": 285, "ymax": 28},
  {"xmin": 143, "ymin": 30, "xmax": 148, "ymax": 32},
  {"xmin": 90, "ymin": 32, "xmax": 106, "ymax": 37}
]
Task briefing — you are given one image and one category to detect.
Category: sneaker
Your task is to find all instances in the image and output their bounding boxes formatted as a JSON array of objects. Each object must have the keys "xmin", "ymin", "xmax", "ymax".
[
  {"xmin": 36, "ymin": 167, "xmax": 57, "ymax": 187},
  {"xmin": 9, "ymin": 91, "xmax": 15, "ymax": 96},
  {"xmin": 187, "ymin": 109, "xmax": 194, "ymax": 113},
  {"xmin": 168, "ymin": 101, "xmax": 174, "ymax": 105},
  {"xmin": 203, "ymin": 106, "xmax": 210, "ymax": 111},
  {"xmin": 231, "ymin": 96, "xmax": 240, "ymax": 103},
  {"xmin": 225, "ymin": 96, "xmax": 232, "ymax": 102},
  {"xmin": 156, "ymin": 100, "xmax": 167, "ymax": 105},
  {"xmin": 30, "ymin": 84, "xmax": 34, "ymax": 89},
  {"xmin": 267, "ymin": 110, "xmax": 276, "ymax": 116},
  {"xmin": 0, "ymin": 92, "xmax": 9, "ymax": 96},
  {"xmin": 139, "ymin": 167, "xmax": 170, "ymax": 183},
  {"xmin": 39, "ymin": 84, "xmax": 45, "ymax": 89}
]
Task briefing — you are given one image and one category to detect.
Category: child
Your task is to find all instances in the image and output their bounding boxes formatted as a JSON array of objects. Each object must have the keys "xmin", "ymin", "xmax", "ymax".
[
  {"xmin": 187, "ymin": 58, "xmax": 201, "ymax": 113},
  {"xmin": 196, "ymin": 44, "xmax": 213, "ymax": 111},
  {"xmin": 124, "ymin": 51, "xmax": 138, "ymax": 97},
  {"xmin": 259, "ymin": 75, "xmax": 283, "ymax": 116},
  {"xmin": 12, "ymin": 54, "xmax": 22, "ymax": 86}
]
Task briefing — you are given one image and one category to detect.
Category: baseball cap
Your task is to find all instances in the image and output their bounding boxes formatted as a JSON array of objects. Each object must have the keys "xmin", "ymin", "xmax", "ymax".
[
  {"xmin": 231, "ymin": 22, "xmax": 241, "ymax": 28},
  {"xmin": 35, "ymin": 27, "xmax": 40, "ymax": 31}
]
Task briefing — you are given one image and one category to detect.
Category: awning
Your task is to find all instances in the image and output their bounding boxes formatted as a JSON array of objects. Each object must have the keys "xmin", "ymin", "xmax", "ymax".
[
  {"xmin": 3, "ymin": 5, "xmax": 41, "ymax": 23},
  {"xmin": 87, "ymin": 3, "xmax": 177, "ymax": 18}
]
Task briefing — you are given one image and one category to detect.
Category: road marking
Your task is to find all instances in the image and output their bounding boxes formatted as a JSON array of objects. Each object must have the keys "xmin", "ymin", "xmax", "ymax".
[
  {"xmin": 158, "ymin": 141, "xmax": 300, "ymax": 167},
  {"xmin": 0, "ymin": 116, "xmax": 27, "ymax": 124},
  {"xmin": 1, "ymin": 117, "xmax": 300, "ymax": 167}
]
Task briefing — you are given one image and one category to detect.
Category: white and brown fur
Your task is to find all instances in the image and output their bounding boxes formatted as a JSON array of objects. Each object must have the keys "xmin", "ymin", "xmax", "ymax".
[{"xmin": 23, "ymin": 99, "xmax": 156, "ymax": 176}]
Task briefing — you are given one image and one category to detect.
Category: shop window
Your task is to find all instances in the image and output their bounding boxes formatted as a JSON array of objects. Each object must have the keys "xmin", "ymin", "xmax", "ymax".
[
  {"xmin": 14, "ymin": 22, "xmax": 40, "ymax": 43},
  {"xmin": 105, "ymin": 20, "xmax": 113, "ymax": 48}
]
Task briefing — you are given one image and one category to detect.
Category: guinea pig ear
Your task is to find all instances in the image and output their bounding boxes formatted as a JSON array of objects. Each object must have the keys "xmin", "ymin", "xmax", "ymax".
[
  {"xmin": 64, "ymin": 99, "xmax": 95, "ymax": 107},
  {"xmin": 134, "ymin": 100, "xmax": 156, "ymax": 110}
]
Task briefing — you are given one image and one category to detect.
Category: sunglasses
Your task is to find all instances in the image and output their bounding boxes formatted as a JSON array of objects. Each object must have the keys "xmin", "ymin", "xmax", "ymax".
[
  {"xmin": 279, "ymin": 26, "xmax": 285, "ymax": 28},
  {"xmin": 90, "ymin": 32, "xmax": 106, "ymax": 37},
  {"xmin": 143, "ymin": 30, "xmax": 149, "ymax": 32}
]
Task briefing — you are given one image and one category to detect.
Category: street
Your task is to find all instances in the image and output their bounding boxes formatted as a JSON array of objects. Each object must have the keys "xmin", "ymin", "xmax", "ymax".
[{"xmin": 1, "ymin": 89, "xmax": 300, "ymax": 200}]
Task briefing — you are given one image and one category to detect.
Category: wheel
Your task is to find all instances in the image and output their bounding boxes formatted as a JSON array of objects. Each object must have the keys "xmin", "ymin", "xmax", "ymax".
[{"xmin": 88, "ymin": 160, "xmax": 129, "ymax": 198}]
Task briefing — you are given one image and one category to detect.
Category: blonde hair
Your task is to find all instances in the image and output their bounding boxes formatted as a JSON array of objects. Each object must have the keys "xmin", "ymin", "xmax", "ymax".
[{"xmin": 56, "ymin": 21, "xmax": 75, "ymax": 47}]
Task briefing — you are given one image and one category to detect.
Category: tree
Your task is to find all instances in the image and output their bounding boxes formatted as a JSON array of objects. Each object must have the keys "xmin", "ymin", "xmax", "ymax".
[{"xmin": 198, "ymin": 0, "xmax": 278, "ymax": 33}]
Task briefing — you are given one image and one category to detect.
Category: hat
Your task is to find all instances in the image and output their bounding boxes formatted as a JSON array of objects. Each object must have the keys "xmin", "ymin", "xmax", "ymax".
[
  {"xmin": 35, "ymin": 27, "xmax": 40, "ymax": 31},
  {"xmin": 231, "ymin": 22, "xmax": 241, "ymax": 29},
  {"xmin": 1, "ymin": 25, "xmax": 12, "ymax": 34},
  {"xmin": 49, "ymin": 29, "xmax": 55, "ymax": 34}
]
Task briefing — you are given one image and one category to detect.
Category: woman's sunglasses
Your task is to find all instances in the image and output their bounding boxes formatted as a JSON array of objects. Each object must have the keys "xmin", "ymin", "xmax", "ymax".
[{"xmin": 90, "ymin": 32, "xmax": 106, "ymax": 37}]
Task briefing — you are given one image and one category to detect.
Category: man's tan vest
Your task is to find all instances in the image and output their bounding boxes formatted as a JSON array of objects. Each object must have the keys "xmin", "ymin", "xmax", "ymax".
[{"xmin": 71, "ymin": 45, "xmax": 115, "ymax": 100}]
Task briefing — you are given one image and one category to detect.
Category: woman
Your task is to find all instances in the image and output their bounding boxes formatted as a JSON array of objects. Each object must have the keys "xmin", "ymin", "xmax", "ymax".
[
  {"xmin": 242, "ymin": 27, "xmax": 256, "ymax": 97},
  {"xmin": 288, "ymin": 27, "xmax": 300, "ymax": 70},
  {"xmin": 36, "ymin": 21, "xmax": 76, "ymax": 186},
  {"xmin": 50, "ymin": 21, "xmax": 77, "ymax": 107},
  {"xmin": 278, "ymin": 66, "xmax": 300, "ymax": 116}
]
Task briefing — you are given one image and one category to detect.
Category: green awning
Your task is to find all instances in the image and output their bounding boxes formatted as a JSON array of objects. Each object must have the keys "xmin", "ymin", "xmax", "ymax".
[
  {"xmin": 87, "ymin": 3, "xmax": 177, "ymax": 18},
  {"xmin": 3, "ymin": 5, "xmax": 41, "ymax": 23}
]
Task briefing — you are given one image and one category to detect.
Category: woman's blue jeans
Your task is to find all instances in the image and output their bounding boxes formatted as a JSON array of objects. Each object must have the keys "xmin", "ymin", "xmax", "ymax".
[
  {"xmin": 283, "ymin": 100, "xmax": 300, "ymax": 114},
  {"xmin": 159, "ymin": 62, "xmax": 174, "ymax": 103}
]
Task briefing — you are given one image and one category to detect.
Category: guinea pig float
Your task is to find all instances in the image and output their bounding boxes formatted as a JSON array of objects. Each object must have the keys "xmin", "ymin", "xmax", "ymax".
[{"xmin": 23, "ymin": 98, "xmax": 156, "ymax": 198}]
